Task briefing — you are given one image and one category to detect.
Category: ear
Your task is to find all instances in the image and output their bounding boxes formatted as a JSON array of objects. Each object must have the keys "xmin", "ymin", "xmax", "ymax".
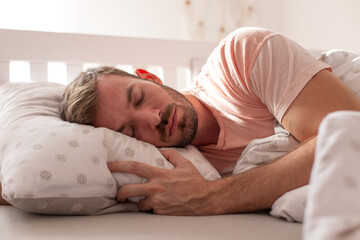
[{"xmin": 135, "ymin": 69, "xmax": 163, "ymax": 85}]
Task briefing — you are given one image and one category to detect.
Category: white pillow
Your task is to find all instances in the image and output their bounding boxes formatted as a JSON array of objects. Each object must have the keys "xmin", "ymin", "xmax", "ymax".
[
  {"xmin": 0, "ymin": 82, "xmax": 220, "ymax": 215},
  {"xmin": 320, "ymin": 49, "xmax": 360, "ymax": 97}
]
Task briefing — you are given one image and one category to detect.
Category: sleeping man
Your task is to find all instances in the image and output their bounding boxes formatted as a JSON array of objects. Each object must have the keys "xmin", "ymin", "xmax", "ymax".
[{"xmin": 59, "ymin": 27, "xmax": 360, "ymax": 215}]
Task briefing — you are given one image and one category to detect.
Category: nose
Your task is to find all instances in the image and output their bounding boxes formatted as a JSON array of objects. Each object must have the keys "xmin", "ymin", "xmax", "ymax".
[{"xmin": 133, "ymin": 107, "xmax": 161, "ymax": 130}]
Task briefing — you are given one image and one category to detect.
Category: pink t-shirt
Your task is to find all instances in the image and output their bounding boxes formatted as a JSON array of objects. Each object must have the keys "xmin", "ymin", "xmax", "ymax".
[{"xmin": 187, "ymin": 27, "xmax": 330, "ymax": 173}]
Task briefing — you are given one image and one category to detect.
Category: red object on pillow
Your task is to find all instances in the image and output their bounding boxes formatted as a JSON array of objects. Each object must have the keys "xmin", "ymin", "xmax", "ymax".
[{"xmin": 135, "ymin": 69, "xmax": 163, "ymax": 84}]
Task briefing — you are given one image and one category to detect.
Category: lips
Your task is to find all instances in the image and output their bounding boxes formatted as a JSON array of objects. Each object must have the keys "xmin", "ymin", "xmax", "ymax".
[{"xmin": 168, "ymin": 109, "xmax": 178, "ymax": 137}]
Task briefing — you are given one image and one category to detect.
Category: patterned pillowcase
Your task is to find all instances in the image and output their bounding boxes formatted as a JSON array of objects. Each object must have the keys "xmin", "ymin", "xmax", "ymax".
[{"xmin": 0, "ymin": 82, "xmax": 220, "ymax": 215}]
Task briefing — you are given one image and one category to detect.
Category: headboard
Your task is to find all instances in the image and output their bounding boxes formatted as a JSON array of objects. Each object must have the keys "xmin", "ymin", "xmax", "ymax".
[{"xmin": 0, "ymin": 29, "xmax": 217, "ymax": 90}]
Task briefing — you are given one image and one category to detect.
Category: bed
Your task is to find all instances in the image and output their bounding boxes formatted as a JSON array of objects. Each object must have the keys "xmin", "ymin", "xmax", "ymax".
[{"xmin": 2, "ymin": 28, "xmax": 359, "ymax": 240}]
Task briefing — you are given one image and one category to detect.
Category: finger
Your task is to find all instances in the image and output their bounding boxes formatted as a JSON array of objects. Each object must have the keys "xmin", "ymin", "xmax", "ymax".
[
  {"xmin": 116, "ymin": 183, "xmax": 151, "ymax": 202},
  {"xmin": 159, "ymin": 150, "xmax": 189, "ymax": 167},
  {"xmin": 159, "ymin": 149, "xmax": 177, "ymax": 159},
  {"xmin": 138, "ymin": 199, "xmax": 189, "ymax": 215},
  {"xmin": 107, "ymin": 161, "xmax": 161, "ymax": 179},
  {"xmin": 138, "ymin": 198, "xmax": 153, "ymax": 212},
  {"xmin": 150, "ymin": 204, "xmax": 198, "ymax": 216}
]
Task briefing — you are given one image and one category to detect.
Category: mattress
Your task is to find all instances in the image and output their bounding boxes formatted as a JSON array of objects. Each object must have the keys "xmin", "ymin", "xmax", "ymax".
[{"xmin": 0, "ymin": 206, "xmax": 302, "ymax": 240}]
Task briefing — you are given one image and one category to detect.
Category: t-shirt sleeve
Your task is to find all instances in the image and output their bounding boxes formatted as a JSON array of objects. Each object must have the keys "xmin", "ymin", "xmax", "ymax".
[{"xmin": 250, "ymin": 34, "xmax": 331, "ymax": 123}]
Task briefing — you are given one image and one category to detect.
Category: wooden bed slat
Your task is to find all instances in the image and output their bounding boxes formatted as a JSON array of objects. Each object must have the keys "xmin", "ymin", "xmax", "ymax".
[
  {"xmin": 66, "ymin": 63, "xmax": 83, "ymax": 83},
  {"xmin": 162, "ymin": 67, "xmax": 178, "ymax": 90},
  {"xmin": 30, "ymin": 62, "xmax": 47, "ymax": 82},
  {"xmin": 0, "ymin": 61, "xmax": 10, "ymax": 84},
  {"xmin": 176, "ymin": 67, "xmax": 191, "ymax": 90},
  {"xmin": 191, "ymin": 59, "xmax": 207, "ymax": 81}
]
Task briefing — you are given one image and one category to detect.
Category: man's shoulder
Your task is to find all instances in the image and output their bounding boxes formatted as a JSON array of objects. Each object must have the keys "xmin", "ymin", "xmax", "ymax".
[
  {"xmin": 224, "ymin": 27, "xmax": 279, "ymax": 49},
  {"xmin": 186, "ymin": 27, "xmax": 282, "ymax": 97},
  {"xmin": 229, "ymin": 27, "xmax": 277, "ymax": 37}
]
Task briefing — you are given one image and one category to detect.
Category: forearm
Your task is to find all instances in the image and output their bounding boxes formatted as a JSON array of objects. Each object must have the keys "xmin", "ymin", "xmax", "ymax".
[{"xmin": 208, "ymin": 136, "xmax": 316, "ymax": 214}]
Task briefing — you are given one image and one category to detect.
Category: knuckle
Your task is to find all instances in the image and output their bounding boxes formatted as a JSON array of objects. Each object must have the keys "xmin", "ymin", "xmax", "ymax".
[
  {"xmin": 128, "ymin": 162, "xmax": 138, "ymax": 170},
  {"xmin": 148, "ymin": 183, "xmax": 164, "ymax": 193},
  {"xmin": 156, "ymin": 170, "xmax": 169, "ymax": 179},
  {"xmin": 138, "ymin": 201, "xmax": 147, "ymax": 211},
  {"xmin": 152, "ymin": 207, "xmax": 166, "ymax": 215},
  {"xmin": 152, "ymin": 208, "xmax": 161, "ymax": 215},
  {"xmin": 119, "ymin": 185, "xmax": 131, "ymax": 197},
  {"xmin": 152, "ymin": 198, "xmax": 164, "ymax": 207},
  {"xmin": 128, "ymin": 162, "xmax": 141, "ymax": 172}
]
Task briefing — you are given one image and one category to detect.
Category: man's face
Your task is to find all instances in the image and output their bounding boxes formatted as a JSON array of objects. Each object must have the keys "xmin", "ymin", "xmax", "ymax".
[{"xmin": 92, "ymin": 74, "xmax": 198, "ymax": 147}]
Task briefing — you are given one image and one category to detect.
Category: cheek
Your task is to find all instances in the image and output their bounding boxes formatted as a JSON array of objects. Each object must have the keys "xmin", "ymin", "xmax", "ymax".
[
  {"xmin": 137, "ymin": 130, "xmax": 159, "ymax": 144},
  {"xmin": 152, "ymin": 95, "xmax": 172, "ymax": 106}
]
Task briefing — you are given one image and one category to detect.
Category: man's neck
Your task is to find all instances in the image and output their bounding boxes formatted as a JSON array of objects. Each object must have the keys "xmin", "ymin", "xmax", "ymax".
[{"xmin": 184, "ymin": 94, "xmax": 220, "ymax": 146}]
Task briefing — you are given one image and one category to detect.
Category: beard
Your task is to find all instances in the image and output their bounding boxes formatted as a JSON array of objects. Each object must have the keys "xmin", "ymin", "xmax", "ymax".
[{"xmin": 156, "ymin": 85, "xmax": 198, "ymax": 147}]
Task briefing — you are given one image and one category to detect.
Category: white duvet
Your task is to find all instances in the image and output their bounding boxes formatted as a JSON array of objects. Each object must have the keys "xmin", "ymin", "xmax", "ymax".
[{"xmin": 304, "ymin": 111, "xmax": 360, "ymax": 240}]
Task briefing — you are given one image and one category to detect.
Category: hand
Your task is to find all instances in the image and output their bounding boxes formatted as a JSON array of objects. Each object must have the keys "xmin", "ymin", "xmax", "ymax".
[{"xmin": 107, "ymin": 149, "xmax": 217, "ymax": 215}]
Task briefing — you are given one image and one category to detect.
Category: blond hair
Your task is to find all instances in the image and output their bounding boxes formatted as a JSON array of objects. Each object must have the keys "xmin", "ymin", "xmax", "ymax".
[{"xmin": 60, "ymin": 66, "xmax": 139, "ymax": 124}]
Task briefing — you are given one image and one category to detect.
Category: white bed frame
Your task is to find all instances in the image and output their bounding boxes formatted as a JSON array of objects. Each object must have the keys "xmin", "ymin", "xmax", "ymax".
[
  {"xmin": 0, "ymin": 29, "xmax": 216, "ymax": 89},
  {"xmin": 0, "ymin": 28, "xmax": 302, "ymax": 240}
]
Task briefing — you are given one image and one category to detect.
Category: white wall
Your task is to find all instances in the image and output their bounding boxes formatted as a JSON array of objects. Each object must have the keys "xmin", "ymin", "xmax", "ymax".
[
  {"xmin": 0, "ymin": 0, "xmax": 260, "ymax": 42},
  {"xmin": 0, "ymin": 0, "xmax": 64, "ymax": 32},
  {"xmin": 62, "ymin": 0, "xmax": 188, "ymax": 40},
  {"xmin": 282, "ymin": 0, "xmax": 360, "ymax": 52},
  {"xmin": 1, "ymin": 0, "xmax": 359, "ymax": 52},
  {"xmin": 62, "ymin": 0, "xmax": 258, "ymax": 42},
  {"xmin": 252, "ymin": 0, "xmax": 284, "ymax": 34}
]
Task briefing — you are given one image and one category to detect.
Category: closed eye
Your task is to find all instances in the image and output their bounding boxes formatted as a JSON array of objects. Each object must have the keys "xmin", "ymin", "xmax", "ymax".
[{"xmin": 135, "ymin": 89, "xmax": 144, "ymax": 107}]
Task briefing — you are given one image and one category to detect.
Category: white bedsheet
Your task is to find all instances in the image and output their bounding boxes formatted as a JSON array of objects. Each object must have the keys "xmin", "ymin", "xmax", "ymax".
[{"xmin": 0, "ymin": 206, "xmax": 302, "ymax": 240}]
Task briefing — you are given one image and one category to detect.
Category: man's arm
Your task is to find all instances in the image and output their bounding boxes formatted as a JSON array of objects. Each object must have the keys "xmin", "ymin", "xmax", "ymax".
[
  {"xmin": 282, "ymin": 69, "xmax": 360, "ymax": 141},
  {"xmin": 108, "ymin": 70, "xmax": 360, "ymax": 215}
]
